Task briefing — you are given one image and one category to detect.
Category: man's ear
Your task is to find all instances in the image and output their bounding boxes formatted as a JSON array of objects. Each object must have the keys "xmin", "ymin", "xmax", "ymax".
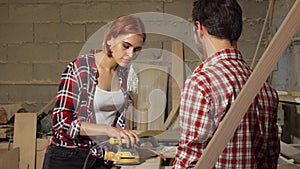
[{"xmin": 195, "ymin": 21, "xmax": 204, "ymax": 38}]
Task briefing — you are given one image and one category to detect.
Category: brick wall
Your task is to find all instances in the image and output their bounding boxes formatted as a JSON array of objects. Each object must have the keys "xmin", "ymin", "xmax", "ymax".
[{"xmin": 0, "ymin": 0, "xmax": 272, "ymax": 112}]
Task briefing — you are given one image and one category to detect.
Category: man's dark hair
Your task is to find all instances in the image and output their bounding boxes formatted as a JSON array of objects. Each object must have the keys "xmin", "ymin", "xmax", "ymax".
[{"xmin": 192, "ymin": 0, "xmax": 243, "ymax": 43}]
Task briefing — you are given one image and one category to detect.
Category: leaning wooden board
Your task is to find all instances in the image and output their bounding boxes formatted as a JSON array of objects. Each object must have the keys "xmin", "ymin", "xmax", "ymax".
[
  {"xmin": 13, "ymin": 113, "xmax": 37, "ymax": 169},
  {"xmin": 195, "ymin": 1, "xmax": 300, "ymax": 168}
]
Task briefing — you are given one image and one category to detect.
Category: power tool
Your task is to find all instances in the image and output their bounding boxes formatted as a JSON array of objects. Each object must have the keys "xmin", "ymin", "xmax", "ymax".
[{"xmin": 104, "ymin": 138, "xmax": 140, "ymax": 166}]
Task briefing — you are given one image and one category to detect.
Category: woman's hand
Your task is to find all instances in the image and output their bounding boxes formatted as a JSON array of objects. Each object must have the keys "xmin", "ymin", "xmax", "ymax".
[
  {"xmin": 106, "ymin": 127, "xmax": 139, "ymax": 148},
  {"xmin": 80, "ymin": 122, "xmax": 139, "ymax": 147}
]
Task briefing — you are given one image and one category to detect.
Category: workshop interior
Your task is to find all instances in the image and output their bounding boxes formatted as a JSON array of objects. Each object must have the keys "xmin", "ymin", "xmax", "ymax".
[{"xmin": 0, "ymin": 0, "xmax": 300, "ymax": 169}]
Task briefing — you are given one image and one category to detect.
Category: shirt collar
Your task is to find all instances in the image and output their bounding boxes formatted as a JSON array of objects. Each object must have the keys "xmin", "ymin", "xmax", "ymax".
[
  {"xmin": 196, "ymin": 48, "xmax": 243, "ymax": 72},
  {"xmin": 205, "ymin": 48, "xmax": 242, "ymax": 63}
]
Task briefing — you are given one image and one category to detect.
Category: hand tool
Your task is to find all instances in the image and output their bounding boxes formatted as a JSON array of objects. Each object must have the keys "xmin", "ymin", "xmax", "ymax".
[{"xmin": 104, "ymin": 138, "xmax": 140, "ymax": 166}]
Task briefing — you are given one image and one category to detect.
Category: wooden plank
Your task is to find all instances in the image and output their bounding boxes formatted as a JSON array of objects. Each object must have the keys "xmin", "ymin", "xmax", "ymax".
[
  {"xmin": 278, "ymin": 90, "xmax": 300, "ymax": 104},
  {"xmin": 135, "ymin": 130, "xmax": 180, "ymax": 143},
  {"xmin": 289, "ymin": 91, "xmax": 300, "ymax": 97},
  {"xmin": 250, "ymin": 0, "xmax": 274, "ymax": 69},
  {"xmin": 163, "ymin": 41, "xmax": 184, "ymax": 130},
  {"xmin": 0, "ymin": 148, "xmax": 19, "ymax": 169},
  {"xmin": 13, "ymin": 113, "xmax": 37, "ymax": 169},
  {"xmin": 171, "ymin": 41, "xmax": 184, "ymax": 106},
  {"xmin": 279, "ymin": 95, "xmax": 300, "ymax": 105},
  {"xmin": 0, "ymin": 142, "xmax": 11, "ymax": 149},
  {"xmin": 36, "ymin": 138, "xmax": 50, "ymax": 169},
  {"xmin": 195, "ymin": 1, "xmax": 300, "ymax": 168}
]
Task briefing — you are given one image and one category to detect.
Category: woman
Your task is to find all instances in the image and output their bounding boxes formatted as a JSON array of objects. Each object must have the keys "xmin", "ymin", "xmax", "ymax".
[{"xmin": 43, "ymin": 15, "xmax": 146, "ymax": 169}]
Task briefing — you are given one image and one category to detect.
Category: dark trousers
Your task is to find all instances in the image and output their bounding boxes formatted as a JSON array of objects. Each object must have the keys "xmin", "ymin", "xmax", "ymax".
[{"xmin": 42, "ymin": 144, "xmax": 112, "ymax": 169}]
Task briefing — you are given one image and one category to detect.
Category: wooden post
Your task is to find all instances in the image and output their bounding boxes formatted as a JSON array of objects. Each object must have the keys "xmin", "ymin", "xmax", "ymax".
[{"xmin": 195, "ymin": 1, "xmax": 300, "ymax": 168}]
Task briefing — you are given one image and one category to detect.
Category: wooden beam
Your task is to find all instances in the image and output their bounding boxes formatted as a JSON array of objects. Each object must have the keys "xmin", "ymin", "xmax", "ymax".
[
  {"xmin": 250, "ymin": 0, "xmax": 274, "ymax": 69},
  {"xmin": 13, "ymin": 113, "xmax": 37, "ymax": 169},
  {"xmin": 195, "ymin": 1, "xmax": 300, "ymax": 168}
]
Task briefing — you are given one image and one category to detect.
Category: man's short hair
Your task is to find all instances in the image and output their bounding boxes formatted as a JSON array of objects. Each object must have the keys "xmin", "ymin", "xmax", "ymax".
[{"xmin": 192, "ymin": 0, "xmax": 243, "ymax": 43}]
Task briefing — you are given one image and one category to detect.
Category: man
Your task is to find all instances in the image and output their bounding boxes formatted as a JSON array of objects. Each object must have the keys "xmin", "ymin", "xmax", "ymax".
[{"xmin": 173, "ymin": 0, "xmax": 280, "ymax": 168}]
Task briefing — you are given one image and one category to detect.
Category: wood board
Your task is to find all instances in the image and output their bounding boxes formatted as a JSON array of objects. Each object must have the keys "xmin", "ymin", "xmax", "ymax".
[
  {"xmin": 13, "ymin": 113, "xmax": 37, "ymax": 169},
  {"xmin": 36, "ymin": 138, "xmax": 50, "ymax": 169},
  {"xmin": 135, "ymin": 129, "xmax": 180, "ymax": 143},
  {"xmin": 0, "ymin": 148, "xmax": 19, "ymax": 169}
]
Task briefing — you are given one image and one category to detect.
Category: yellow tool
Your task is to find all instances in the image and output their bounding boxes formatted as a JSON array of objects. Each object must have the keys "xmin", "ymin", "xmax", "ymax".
[{"xmin": 104, "ymin": 138, "xmax": 140, "ymax": 166}]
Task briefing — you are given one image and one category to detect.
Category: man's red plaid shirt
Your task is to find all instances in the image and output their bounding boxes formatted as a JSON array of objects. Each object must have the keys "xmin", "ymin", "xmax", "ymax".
[{"xmin": 173, "ymin": 48, "xmax": 280, "ymax": 168}]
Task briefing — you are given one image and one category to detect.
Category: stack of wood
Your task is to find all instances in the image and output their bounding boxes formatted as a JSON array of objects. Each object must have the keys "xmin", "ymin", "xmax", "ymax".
[{"xmin": 0, "ymin": 104, "xmax": 24, "ymax": 141}]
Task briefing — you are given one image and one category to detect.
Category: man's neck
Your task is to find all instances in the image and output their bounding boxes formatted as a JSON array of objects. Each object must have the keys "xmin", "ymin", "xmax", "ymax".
[{"xmin": 205, "ymin": 34, "xmax": 237, "ymax": 57}]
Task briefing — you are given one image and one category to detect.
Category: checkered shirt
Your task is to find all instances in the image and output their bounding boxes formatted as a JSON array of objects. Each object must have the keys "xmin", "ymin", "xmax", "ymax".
[
  {"xmin": 173, "ymin": 48, "xmax": 280, "ymax": 168},
  {"xmin": 50, "ymin": 50, "xmax": 131, "ymax": 158}
]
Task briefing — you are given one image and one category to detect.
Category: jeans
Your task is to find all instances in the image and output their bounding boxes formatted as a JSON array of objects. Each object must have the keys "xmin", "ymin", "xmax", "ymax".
[{"xmin": 42, "ymin": 144, "xmax": 112, "ymax": 169}]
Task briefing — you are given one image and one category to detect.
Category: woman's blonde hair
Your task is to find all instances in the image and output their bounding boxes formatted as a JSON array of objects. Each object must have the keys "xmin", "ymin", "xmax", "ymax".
[{"xmin": 103, "ymin": 15, "xmax": 146, "ymax": 56}]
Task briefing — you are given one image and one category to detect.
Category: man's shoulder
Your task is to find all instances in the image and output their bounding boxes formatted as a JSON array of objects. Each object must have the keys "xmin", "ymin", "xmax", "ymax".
[
  {"xmin": 255, "ymin": 82, "xmax": 279, "ymax": 106},
  {"xmin": 184, "ymin": 68, "xmax": 213, "ymax": 90}
]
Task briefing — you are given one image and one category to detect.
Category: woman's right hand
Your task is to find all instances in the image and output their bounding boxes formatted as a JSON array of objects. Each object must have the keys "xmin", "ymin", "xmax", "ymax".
[
  {"xmin": 106, "ymin": 126, "xmax": 139, "ymax": 148},
  {"xmin": 80, "ymin": 122, "xmax": 139, "ymax": 148}
]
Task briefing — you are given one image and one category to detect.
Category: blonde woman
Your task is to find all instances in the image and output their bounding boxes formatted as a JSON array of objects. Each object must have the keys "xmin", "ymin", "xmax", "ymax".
[{"xmin": 43, "ymin": 15, "xmax": 146, "ymax": 169}]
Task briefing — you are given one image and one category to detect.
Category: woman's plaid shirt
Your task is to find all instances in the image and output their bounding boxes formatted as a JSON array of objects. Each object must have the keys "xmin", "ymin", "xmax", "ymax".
[
  {"xmin": 50, "ymin": 50, "xmax": 131, "ymax": 158},
  {"xmin": 173, "ymin": 48, "xmax": 280, "ymax": 168}
]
